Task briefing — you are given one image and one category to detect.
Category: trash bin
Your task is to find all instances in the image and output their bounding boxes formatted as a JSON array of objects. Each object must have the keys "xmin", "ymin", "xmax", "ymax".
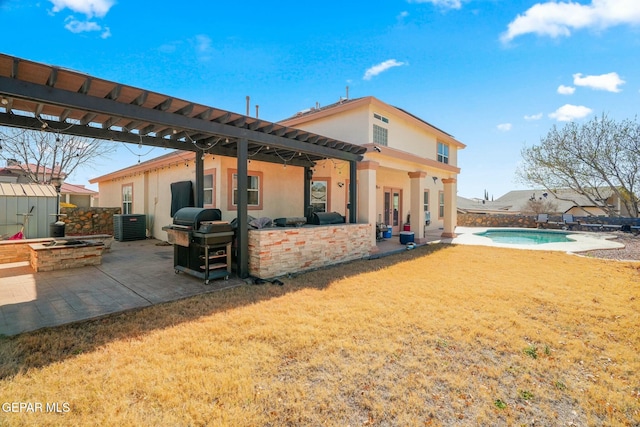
[
  {"xmin": 50, "ymin": 221, "xmax": 65, "ymax": 237},
  {"xmin": 383, "ymin": 226, "xmax": 392, "ymax": 239}
]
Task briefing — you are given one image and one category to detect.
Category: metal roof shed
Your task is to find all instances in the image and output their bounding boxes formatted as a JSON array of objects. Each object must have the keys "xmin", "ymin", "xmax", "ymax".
[{"xmin": 0, "ymin": 182, "xmax": 57, "ymax": 239}]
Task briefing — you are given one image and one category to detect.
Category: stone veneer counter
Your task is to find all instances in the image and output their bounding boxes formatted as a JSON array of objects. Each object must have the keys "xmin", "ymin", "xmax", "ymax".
[
  {"xmin": 248, "ymin": 223, "xmax": 373, "ymax": 279},
  {"xmin": 28, "ymin": 242, "xmax": 104, "ymax": 272}
]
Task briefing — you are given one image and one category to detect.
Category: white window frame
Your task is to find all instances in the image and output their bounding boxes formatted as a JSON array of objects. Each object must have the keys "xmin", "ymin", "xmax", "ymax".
[
  {"xmin": 203, "ymin": 168, "xmax": 215, "ymax": 207},
  {"xmin": 310, "ymin": 178, "xmax": 330, "ymax": 213},
  {"xmin": 437, "ymin": 142, "xmax": 449, "ymax": 164},
  {"xmin": 122, "ymin": 183, "xmax": 133, "ymax": 214},
  {"xmin": 228, "ymin": 169, "xmax": 263, "ymax": 210},
  {"xmin": 373, "ymin": 124, "xmax": 388, "ymax": 146}
]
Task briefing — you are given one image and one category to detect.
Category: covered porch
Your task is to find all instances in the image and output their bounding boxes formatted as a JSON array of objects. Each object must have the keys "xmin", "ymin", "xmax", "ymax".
[{"xmin": 0, "ymin": 54, "xmax": 367, "ymax": 279}]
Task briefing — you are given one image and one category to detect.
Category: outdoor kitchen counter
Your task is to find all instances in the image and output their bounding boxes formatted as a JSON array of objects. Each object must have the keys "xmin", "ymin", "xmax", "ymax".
[{"xmin": 248, "ymin": 223, "xmax": 373, "ymax": 279}]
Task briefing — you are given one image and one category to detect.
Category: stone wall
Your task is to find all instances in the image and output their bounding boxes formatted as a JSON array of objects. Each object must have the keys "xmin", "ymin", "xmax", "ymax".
[
  {"xmin": 457, "ymin": 212, "xmax": 640, "ymax": 230},
  {"xmin": 60, "ymin": 207, "xmax": 121, "ymax": 236},
  {"xmin": 248, "ymin": 223, "xmax": 373, "ymax": 279},
  {"xmin": 457, "ymin": 213, "xmax": 538, "ymax": 228},
  {"xmin": 0, "ymin": 238, "xmax": 53, "ymax": 264}
]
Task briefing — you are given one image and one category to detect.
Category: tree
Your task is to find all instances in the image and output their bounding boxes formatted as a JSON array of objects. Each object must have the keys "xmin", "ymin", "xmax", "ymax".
[
  {"xmin": 523, "ymin": 196, "xmax": 558, "ymax": 215},
  {"xmin": 517, "ymin": 114, "xmax": 640, "ymax": 218},
  {"xmin": 0, "ymin": 127, "xmax": 116, "ymax": 184}
]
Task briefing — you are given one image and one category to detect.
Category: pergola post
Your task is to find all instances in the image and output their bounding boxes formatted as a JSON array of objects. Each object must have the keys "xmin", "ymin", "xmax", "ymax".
[
  {"xmin": 349, "ymin": 160, "xmax": 357, "ymax": 224},
  {"xmin": 195, "ymin": 152, "xmax": 204, "ymax": 208},
  {"xmin": 236, "ymin": 138, "xmax": 249, "ymax": 278},
  {"xmin": 304, "ymin": 166, "xmax": 312, "ymax": 218}
]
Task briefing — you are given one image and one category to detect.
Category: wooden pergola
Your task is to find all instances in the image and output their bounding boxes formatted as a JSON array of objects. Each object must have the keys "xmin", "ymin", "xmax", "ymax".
[{"xmin": 0, "ymin": 53, "xmax": 366, "ymax": 277}]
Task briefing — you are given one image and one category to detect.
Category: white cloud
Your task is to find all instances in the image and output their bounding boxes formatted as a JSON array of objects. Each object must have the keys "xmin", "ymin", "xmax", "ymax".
[
  {"xmin": 548, "ymin": 104, "xmax": 593, "ymax": 121},
  {"xmin": 410, "ymin": 0, "xmax": 462, "ymax": 9},
  {"xmin": 49, "ymin": 0, "xmax": 114, "ymax": 18},
  {"xmin": 363, "ymin": 59, "xmax": 407, "ymax": 81},
  {"xmin": 195, "ymin": 35, "xmax": 212, "ymax": 53},
  {"xmin": 398, "ymin": 11, "xmax": 409, "ymax": 20},
  {"xmin": 557, "ymin": 85, "xmax": 576, "ymax": 95},
  {"xmin": 573, "ymin": 72, "xmax": 625, "ymax": 92},
  {"xmin": 501, "ymin": 0, "xmax": 640, "ymax": 43},
  {"xmin": 100, "ymin": 26, "xmax": 111, "ymax": 39},
  {"xmin": 524, "ymin": 113, "xmax": 543, "ymax": 121},
  {"xmin": 64, "ymin": 17, "xmax": 101, "ymax": 33},
  {"xmin": 497, "ymin": 123, "xmax": 512, "ymax": 132}
]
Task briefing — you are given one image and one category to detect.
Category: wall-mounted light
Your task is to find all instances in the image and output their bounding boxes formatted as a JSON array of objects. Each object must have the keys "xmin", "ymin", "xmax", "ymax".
[
  {"xmin": 337, "ymin": 182, "xmax": 344, "ymax": 188},
  {"xmin": 373, "ymin": 146, "xmax": 382, "ymax": 153},
  {"xmin": 432, "ymin": 176, "xmax": 438, "ymax": 183}
]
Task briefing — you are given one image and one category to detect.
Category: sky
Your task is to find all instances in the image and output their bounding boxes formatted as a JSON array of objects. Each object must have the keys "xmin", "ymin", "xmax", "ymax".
[{"xmin": 0, "ymin": 0, "xmax": 639, "ymax": 199}]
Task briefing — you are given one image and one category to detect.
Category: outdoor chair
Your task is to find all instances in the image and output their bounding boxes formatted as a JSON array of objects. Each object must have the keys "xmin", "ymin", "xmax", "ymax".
[
  {"xmin": 535, "ymin": 214, "xmax": 549, "ymax": 228},
  {"xmin": 561, "ymin": 214, "xmax": 578, "ymax": 230}
]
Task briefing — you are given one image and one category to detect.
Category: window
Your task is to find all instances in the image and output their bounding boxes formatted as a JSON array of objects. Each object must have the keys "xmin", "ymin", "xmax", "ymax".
[
  {"xmin": 310, "ymin": 179, "xmax": 330, "ymax": 213},
  {"xmin": 439, "ymin": 191, "xmax": 445, "ymax": 219},
  {"xmin": 423, "ymin": 190, "xmax": 429, "ymax": 214},
  {"xmin": 437, "ymin": 142, "xmax": 449, "ymax": 164},
  {"xmin": 122, "ymin": 184, "xmax": 133, "ymax": 214},
  {"xmin": 373, "ymin": 124, "xmax": 388, "ymax": 146},
  {"xmin": 228, "ymin": 169, "xmax": 263, "ymax": 210},
  {"xmin": 373, "ymin": 112, "xmax": 389, "ymax": 124},
  {"xmin": 203, "ymin": 169, "xmax": 215, "ymax": 207}
]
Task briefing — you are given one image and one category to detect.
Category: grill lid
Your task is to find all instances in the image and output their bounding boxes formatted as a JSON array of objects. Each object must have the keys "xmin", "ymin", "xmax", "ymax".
[{"xmin": 173, "ymin": 207, "xmax": 222, "ymax": 228}]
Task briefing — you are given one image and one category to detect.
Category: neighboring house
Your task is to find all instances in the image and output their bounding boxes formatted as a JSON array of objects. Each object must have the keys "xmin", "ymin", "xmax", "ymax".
[
  {"xmin": 464, "ymin": 189, "xmax": 630, "ymax": 217},
  {"xmin": 457, "ymin": 196, "xmax": 514, "ymax": 214},
  {"xmin": 0, "ymin": 160, "xmax": 66, "ymax": 184},
  {"xmin": 91, "ymin": 96, "xmax": 465, "ymax": 244},
  {"xmin": 60, "ymin": 183, "xmax": 98, "ymax": 208}
]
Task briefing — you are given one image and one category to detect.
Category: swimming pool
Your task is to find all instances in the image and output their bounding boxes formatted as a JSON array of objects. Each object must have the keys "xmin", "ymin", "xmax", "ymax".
[{"xmin": 474, "ymin": 229, "xmax": 573, "ymax": 245}]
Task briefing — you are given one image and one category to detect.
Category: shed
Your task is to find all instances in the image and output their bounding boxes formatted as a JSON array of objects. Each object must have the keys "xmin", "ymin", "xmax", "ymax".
[{"xmin": 0, "ymin": 183, "xmax": 58, "ymax": 239}]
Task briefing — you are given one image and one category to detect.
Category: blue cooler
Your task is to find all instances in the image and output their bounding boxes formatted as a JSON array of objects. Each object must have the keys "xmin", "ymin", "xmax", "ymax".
[
  {"xmin": 383, "ymin": 226, "xmax": 392, "ymax": 239},
  {"xmin": 399, "ymin": 231, "xmax": 414, "ymax": 244}
]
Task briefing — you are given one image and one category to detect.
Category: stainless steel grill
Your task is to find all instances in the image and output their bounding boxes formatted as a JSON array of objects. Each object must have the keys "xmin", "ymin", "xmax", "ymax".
[{"xmin": 162, "ymin": 208, "xmax": 233, "ymax": 284}]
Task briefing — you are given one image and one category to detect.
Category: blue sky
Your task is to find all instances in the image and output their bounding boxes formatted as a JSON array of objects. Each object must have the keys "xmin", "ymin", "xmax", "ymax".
[{"xmin": 1, "ymin": 0, "xmax": 639, "ymax": 198}]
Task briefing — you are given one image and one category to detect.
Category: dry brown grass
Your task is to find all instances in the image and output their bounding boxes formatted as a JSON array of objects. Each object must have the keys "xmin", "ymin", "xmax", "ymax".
[{"xmin": 0, "ymin": 244, "xmax": 639, "ymax": 426}]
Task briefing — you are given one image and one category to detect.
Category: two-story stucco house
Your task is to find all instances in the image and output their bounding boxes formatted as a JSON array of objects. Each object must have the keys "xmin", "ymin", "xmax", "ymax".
[{"xmin": 279, "ymin": 96, "xmax": 465, "ymax": 240}]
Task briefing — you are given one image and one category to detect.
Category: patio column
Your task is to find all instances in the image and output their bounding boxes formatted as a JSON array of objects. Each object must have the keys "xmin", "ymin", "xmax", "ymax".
[
  {"xmin": 441, "ymin": 177, "xmax": 457, "ymax": 238},
  {"xmin": 357, "ymin": 160, "xmax": 378, "ymax": 252},
  {"xmin": 408, "ymin": 171, "xmax": 427, "ymax": 243},
  {"xmin": 236, "ymin": 138, "xmax": 249, "ymax": 278}
]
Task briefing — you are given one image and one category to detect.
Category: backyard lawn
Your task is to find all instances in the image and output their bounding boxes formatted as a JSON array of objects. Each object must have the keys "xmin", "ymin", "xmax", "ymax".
[{"xmin": 0, "ymin": 244, "xmax": 639, "ymax": 426}]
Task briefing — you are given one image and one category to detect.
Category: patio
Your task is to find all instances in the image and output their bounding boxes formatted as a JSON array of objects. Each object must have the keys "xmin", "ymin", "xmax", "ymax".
[{"xmin": 1, "ymin": 232, "xmax": 446, "ymax": 336}]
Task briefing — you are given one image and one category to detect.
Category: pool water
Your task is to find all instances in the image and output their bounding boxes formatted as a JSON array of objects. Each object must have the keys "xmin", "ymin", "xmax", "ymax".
[{"xmin": 475, "ymin": 229, "xmax": 573, "ymax": 245}]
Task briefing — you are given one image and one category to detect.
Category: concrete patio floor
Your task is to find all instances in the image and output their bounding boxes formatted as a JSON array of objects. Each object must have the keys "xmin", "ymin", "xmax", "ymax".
[
  {"xmin": 1, "ymin": 232, "xmax": 448, "ymax": 337},
  {"xmin": 0, "ymin": 239, "xmax": 245, "ymax": 337}
]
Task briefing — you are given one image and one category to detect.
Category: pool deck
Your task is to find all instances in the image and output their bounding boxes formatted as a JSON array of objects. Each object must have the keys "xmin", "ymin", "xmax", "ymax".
[{"xmin": 451, "ymin": 226, "xmax": 625, "ymax": 252}]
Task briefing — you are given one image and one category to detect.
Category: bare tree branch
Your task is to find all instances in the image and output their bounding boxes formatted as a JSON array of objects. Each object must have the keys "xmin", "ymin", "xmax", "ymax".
[
  {"xmin": 517, "ymin": 114, "xmax": 640, "ymax": 218},
  {"xmin": 0, "ymin": 127, "xmax": 116, "ymax": 184}
]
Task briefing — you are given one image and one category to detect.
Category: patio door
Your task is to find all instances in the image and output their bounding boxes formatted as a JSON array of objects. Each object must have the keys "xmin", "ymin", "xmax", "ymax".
[{"xmin": 384, "ymin": 188, "xmax": 402, "ymax": 235}]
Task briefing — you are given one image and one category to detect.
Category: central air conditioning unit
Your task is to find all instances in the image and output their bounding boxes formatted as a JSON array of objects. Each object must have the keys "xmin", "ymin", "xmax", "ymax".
[{"xmin": 113, "ymin": 214, "xmax": 146, "ymax": 241}]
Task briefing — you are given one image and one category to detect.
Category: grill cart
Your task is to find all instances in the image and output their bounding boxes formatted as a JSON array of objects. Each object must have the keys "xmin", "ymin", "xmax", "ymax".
[{"xmin": 162, "ymin": 208, "xmax": 233, "ymax": 284}]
